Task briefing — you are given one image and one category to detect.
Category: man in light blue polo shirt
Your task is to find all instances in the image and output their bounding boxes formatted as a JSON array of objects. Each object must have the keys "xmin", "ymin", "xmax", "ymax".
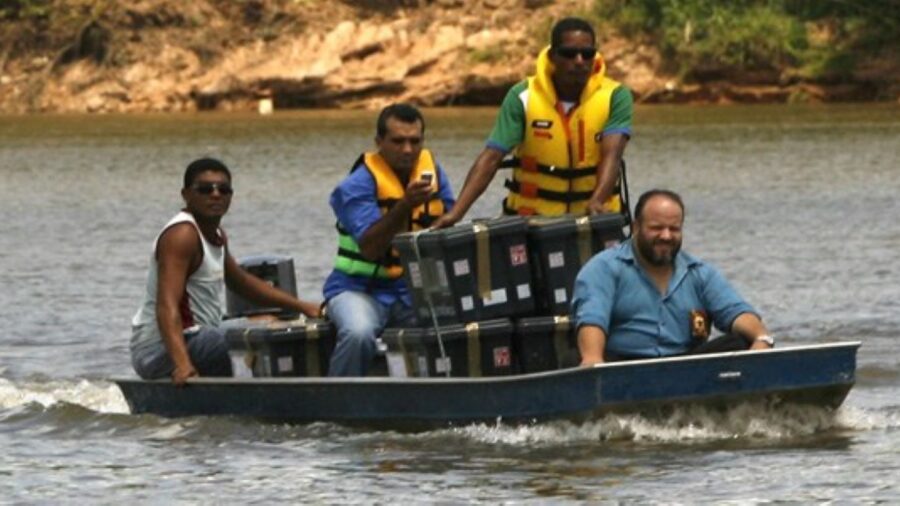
[{"xmin": 572, "ymin": 189, "xmax": 774, "ymax": 364}]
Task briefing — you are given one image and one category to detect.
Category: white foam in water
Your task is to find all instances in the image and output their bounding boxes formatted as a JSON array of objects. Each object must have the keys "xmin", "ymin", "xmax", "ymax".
[
  {"xmin": 0, "ymin": 378, "xmax": 130, "ymax": 414},
  {"xmin": 453, "ymin": 401, "xmax": 898, "ymax": 445}
]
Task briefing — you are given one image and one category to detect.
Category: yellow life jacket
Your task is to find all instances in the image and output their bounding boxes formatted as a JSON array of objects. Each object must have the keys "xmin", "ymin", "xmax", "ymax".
[
  {"xmin": 504, "ymin": 46, "xmax": 623, "ymax": 216},
  {"xmin": 334, "ymin": 149, "xmax": 445, "ymax": 280}
]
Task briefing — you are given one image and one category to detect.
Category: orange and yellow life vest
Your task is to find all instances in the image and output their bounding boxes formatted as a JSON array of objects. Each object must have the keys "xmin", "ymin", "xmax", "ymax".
[{"xmin": 334, "ymin": 150, "xmax": 445, "ymax": 280}]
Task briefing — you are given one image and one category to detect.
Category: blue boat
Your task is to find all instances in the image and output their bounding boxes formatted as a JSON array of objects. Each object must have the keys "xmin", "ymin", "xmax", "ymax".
[{"xmin": 114, "ymin": 341, "xmax": 859, "ymax": 429}]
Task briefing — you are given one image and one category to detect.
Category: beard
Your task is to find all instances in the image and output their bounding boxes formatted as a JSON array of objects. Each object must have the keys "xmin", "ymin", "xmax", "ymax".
[{"xmin": 635, "ymin": 234, "xmax": 681, "ymax": 266}]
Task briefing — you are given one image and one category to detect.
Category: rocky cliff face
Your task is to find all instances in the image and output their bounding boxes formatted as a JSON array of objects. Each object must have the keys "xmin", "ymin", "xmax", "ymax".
[
  {"xmin": 0, "ymin": 0, "xmax": 670, "ymax": 113},
  {"xmin": 0, "ymin": 0, "xmax": 894, "ymax": 114}
]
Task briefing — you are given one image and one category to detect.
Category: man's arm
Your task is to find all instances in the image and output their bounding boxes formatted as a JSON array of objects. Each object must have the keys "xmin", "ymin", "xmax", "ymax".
[
  {"xmin": 588, "ymin": 86, "xmax": 633, "ymax": 214},
  {"xmin": 432, "ymin": 147, "xmax": 505, "ymax": 229},
  {"xmin": 358, "ymin": 178, "xmax": 433, "ymax": 260},
  {"xmin": 587, "ymin": 133, "xmax": 629, "ymax": 214},
  {"xmin": 731, "ymin": 312, "xmax": 773, "ymax": 350},
  {"xmin": 224, "ymin": 254, "xmax": 321, "ymax": 318},
  {"xmin": 155, "ymin": 223, "xmax": 203, "ymax": 386},
  {"xmin": 577, "ymin": 325, "xmax": 608, "ymax": 365}
]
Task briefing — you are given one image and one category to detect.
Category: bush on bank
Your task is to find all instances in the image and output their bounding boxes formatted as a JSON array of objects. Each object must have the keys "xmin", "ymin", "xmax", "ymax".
[{"xmin": 592, "ymin": 0, "xmax": 900, "ymax": 84}]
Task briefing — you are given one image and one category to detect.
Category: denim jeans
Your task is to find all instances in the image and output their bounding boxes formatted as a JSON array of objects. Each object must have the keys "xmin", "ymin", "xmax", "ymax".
[
  {"xmin": 326, "ymin": 291, "xmax": 416, "ymax": 377},
  {"xmin": 131, "ymin": 326, "xmax": 233, "ymax": 379}
]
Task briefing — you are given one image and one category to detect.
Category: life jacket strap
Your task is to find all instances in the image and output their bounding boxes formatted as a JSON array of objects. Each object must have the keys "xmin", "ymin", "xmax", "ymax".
[
  {"xmin": 498, "ymin": 157, "xmax": 596, "ymax": 180},
  {"xmin": 503, "ymin": 178, "xmax": 594, "ymax": 203}
]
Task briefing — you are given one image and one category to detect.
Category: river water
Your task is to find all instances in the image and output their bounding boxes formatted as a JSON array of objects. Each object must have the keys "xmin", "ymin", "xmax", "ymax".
[{"xmin": 1, "ymin": 105, "xmax": 898, "ymax": 503}]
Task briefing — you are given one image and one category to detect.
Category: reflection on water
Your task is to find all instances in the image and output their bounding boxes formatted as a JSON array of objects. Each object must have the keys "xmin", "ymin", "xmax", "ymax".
[{"xmin": 1, "ymin": 104, "xmax": 899, "ymax": 502}]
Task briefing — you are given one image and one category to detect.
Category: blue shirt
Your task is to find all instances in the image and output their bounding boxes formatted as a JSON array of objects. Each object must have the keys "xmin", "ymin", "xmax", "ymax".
[
  {"xmin": 322, "ymin": 157, "xmax": 455, "ymax": 307},
  {"xmin": 572, "ymin": 240, "xmax": 757, "ymax": 358}
]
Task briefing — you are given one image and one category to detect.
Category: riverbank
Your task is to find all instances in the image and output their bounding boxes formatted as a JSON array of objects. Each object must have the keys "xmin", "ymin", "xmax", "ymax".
[{"xmin": 1, "ymin": 0, "xmax": 897, "ymax": 113}]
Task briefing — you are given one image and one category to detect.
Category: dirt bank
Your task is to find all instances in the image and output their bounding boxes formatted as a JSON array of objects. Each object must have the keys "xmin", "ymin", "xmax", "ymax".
[{"xmin": 0, "ymin": 0, "xmax": 896, "ymax": 113}]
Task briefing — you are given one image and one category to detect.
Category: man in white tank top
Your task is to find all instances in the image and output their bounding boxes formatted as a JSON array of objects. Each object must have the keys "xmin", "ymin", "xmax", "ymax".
[{"xmin": 131, "ymin": 158, "xmax": 321, "ymax": 385}]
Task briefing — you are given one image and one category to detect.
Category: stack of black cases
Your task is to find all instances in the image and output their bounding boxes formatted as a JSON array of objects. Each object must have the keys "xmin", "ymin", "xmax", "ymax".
[
  {"xmin": 224, "ymin": 319, "xmax": 336, "ymax": 377},
  {"xmin": 380, "ymin": 319, "xmax": 514, "ymax": 377},
  {"xmin": 388, "ymin": 213, "xmax": 626, "ymax": 377}
]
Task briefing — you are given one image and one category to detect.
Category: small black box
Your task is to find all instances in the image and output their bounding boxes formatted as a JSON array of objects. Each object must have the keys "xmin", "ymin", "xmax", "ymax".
[
  {"xmin": 225, "ymin": 319, "xmax": 335, "ymax": 377},
  {"xmin": 226, "ymin": 254, "xmax": 299, "ymax": 319},
  {"xmin": 527, "ymin": 214, "xmax": 626, "ymax": 315},
  {"xmin": 394, "ymin": 216, "xmax": 534, "ymax": 324},
  {"xmin": 381, "ymin": 318, "xmax": 515, "ymax": 377},
  {"xmin": 514, "ymin": 315, "xmax": 580, "ymax": 373}
]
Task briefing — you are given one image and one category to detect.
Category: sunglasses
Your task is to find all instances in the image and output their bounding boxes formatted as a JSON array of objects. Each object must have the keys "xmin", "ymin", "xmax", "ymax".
[
  {"xmin": 192, "ymin": 182, "xmax": 233, "ymax": 195},
  {"xmin": 555, "ymin": 46, "xmax": 597, "ymax": 60}
]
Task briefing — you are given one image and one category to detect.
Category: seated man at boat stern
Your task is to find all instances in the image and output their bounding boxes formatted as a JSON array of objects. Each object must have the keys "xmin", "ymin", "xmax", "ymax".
[
  {"xmin": 571, "ymin": 189, "xmax": 774, "ymax": 365},
  {"xmin": 323, "ymin": 103, "xmax": 455, "ymax": 376},
  {"xmin": 432, "ymin": 16, "xmax": 632, "ymax": 228},
  {"xmin": 130, "ymin": 158, "xmax": 321, "ymax": 386}
]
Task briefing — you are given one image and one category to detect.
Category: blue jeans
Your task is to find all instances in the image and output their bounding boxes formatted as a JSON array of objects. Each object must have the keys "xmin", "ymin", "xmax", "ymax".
[
  {"xmin": 131, "ymin": 326, "xmax": 233, "ymax": 379},
  {"xmin": 326, "ymin": 291, "xmax": 416, "ymax": 376}
]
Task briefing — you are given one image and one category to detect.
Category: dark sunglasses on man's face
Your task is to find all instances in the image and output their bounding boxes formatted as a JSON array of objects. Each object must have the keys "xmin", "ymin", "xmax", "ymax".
[
  {"xmin": 555, "ymin": 47, "xmax": 597, "ymax": 60},
  {"xmin": 192, "ymin": 182, "xmax": 233, "ymax": 195}
]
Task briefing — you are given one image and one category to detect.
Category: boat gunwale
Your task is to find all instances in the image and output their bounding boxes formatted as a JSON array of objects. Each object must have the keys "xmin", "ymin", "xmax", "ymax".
[{"xmin": 111, "ymin": 341, "xmax": 861, "ymax": 387}]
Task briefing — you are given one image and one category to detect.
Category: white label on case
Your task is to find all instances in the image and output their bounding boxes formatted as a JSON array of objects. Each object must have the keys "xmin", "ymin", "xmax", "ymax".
[
  {"xmin": 483, "ymin": 288, "xmax": 508, "ymax": 306},
  {"xmin": 407, "ymin": 261, "xmax": 423, "ymax": 288},
  {"xmin": 417, "ymin": 356, "xmax": 430, "ymax": 377},
  {"xmin": 435, "ymin": 356, "xmax": 451, "ymax": 374},
  {"xmin": 386, "ymin": 352, "xmax": 408, "ymax": 377},
  {"xmin": 461, "ymin": 295, "xmax": 474, "ymax": 311},
  {"xmin": 548, "ymin": 251, "xmax": 565, "ymax": 269},
  {"xmin": 277, "ymin": 355, "xmax": 294, "ymax": 373},
  {"xmin": 453, "ymin": 259, "xmax": 470, "ymax": 276},
  {"xmin": 230, "ymin": 353, "xmax": 253, "ymax": 378},
  {"xmin": 517, "ymin": 283, "xmax": 531, "ymax": 299},
  {"xmin": 434, "ymin": 260, "xmax": 448, "ymax": 286},
  {"xmin": 554, "ymin": 288, "xmax": 568, "ymax": 304}
]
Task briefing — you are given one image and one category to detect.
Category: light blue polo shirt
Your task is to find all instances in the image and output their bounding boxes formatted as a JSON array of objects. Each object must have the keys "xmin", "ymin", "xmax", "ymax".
[{"xmin": 572, "ymin": 240, "xmax": 757, "ymax": 358}]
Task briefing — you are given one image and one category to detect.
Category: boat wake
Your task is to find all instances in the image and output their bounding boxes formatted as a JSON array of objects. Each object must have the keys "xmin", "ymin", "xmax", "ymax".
[
  {"xmin": 451, "ymin": 402, "xmax": 898, "ymax": 446},
  {"xmin": 0, "ymin": 377, "xmax": 129, "ymax": 415}
]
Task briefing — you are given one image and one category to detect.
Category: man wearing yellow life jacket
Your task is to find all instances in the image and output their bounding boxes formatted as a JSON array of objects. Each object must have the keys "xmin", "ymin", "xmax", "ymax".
[
  {"xmin": 323, "ymin": 104, "xmax": 456, "ymax": 376},
  {"xmin": 433, "ymin": 17, "xmax": 633, "ymax": 227}
]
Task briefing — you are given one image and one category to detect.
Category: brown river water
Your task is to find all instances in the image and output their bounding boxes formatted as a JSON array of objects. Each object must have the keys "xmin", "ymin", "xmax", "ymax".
[{"xmin": 1, "ymin": 105, "xmax": 898, "ymax": 502}]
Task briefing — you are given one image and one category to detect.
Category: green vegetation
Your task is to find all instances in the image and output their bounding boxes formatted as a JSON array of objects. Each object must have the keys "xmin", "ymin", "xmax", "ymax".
[
  {"xmin": 592, "ymin": 0, "xmax": 900, "ymax": 82},
  {"xmin": 0, "ymin": 0, "xmax": 51, "ymax": 20}
]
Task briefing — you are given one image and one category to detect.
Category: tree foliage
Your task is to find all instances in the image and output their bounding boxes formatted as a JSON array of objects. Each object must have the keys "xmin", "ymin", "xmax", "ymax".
[{"xmin": 593, "ymin": 0, "xmax": 900, "ymax": 81}]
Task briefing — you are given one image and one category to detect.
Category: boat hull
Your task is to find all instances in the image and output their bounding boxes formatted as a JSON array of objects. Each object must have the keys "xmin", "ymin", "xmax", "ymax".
[{"xmin": 114, "ymin": 342, "xmax": 859, "ymax": 429}]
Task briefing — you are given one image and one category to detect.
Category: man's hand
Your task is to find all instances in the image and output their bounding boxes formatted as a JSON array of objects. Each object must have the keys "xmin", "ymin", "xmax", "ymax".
[
  {"xmin": 587, "ymin": 193, "xmax": 615, "ymax": 215},
  {"xmin": 402, "ymin": 179, "xmax": 433, "ymax": 209},
  {"xmin": 749, "ymin": 338, "xmax": 774, "ymax": 350},
  {"xmin": 431, "ymin": 211, "xmax": 461, "ymax": 230},
  {"xmin": 172, "ymin": 362, "xmax": 198, "ymax": 387}
]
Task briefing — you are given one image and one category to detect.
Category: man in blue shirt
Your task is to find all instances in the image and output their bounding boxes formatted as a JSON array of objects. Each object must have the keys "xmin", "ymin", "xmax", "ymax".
[
  {"xmin": 572, "ymin": 189, "xmax": 773, "ymax": 364},
  {"xmin": 323, "ymin": 104, "xmax": 456, "ymax": 376}
]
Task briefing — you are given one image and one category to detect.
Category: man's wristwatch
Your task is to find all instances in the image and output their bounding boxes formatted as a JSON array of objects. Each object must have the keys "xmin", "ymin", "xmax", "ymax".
[{"xmin": 754, "ymin": 335, "xmax": 775, "ymax": 346}]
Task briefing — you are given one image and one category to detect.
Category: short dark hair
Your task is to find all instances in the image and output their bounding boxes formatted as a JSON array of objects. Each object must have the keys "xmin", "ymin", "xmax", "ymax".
[
  {"xmin": 633, "ymin": 189, "xmax": 685, "ymax": 221},
  {"xmin": 376, "ymin": 103, "xmax": 425, "ymax": 138},
  {"xmin": 550, "ymin": 17, "xmax": 596, "ymax": 49},
  {"xmin": 183, "ymin": 157, "xmax": 231, "ymax": 188}
]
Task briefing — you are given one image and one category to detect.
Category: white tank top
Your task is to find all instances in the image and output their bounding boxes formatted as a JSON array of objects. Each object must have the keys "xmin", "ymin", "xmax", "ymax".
[{"xmin": 130, "ymin": 211, "xmax": 226, "ymax": 349}]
